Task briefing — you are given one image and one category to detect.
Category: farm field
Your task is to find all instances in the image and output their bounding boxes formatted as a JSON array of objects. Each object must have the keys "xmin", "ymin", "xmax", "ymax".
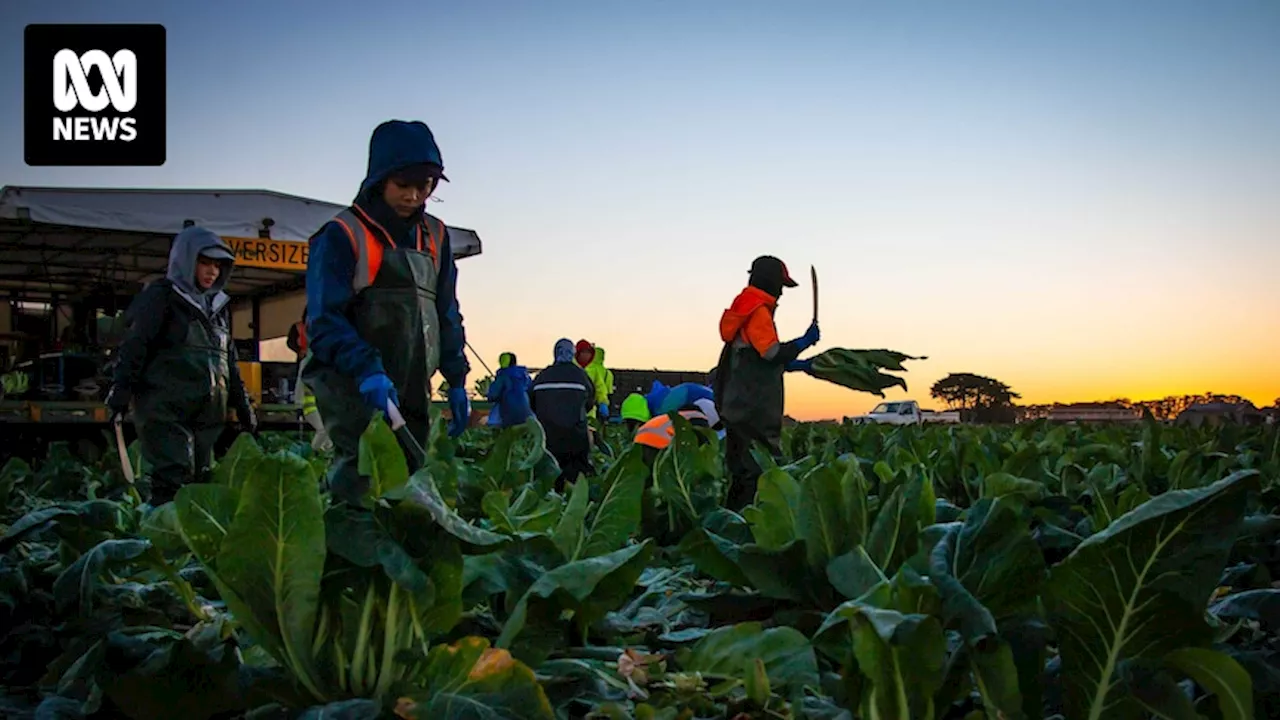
[{"xmin": 1, "ymin": 417, "xmax": 1277, "ymax": 720}]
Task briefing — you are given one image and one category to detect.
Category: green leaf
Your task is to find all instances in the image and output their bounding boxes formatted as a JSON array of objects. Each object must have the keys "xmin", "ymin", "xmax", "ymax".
[
  {"xmin": 970, "ymin": 640, "xmax": 1027, "ymax": 720},
  {"xmin": 295, "ymin": 700, "xmax": 381, "ymax": 720},
  {"xmin": 681, "ymin": 622, "xmax": 820, "ymax": 694},
  {"xmin": 826, "ymin": 546, "xmax": 886, "ymax": 601},
  {"xmin": 841, "ymin": 458, "xmax": 870, "ymax": 547},
  {"xmin": 676, "ymin": 527, "xmax": 752, "ymax": 589},
  {"xmin": 798, "ymin": 461, "xmax": 854, "ymax": 574},
  {"xmin": 497, "ymin": 541, "xmax": 655, "ymax": 663},
  {"xmin": 140, "ymin": 502, "xmax": 187, "ymax": 555},
  {"xmin": 982, "ymin": 472, "xmax": 1047, "ymax": 502},
  {"xmin": 805, "ymin": 348, "xmax": 923, "ymax": 397},
  {"xmin": 580, "ymin": 448, "xmax": 647, "ymax": 559},
  {"xmin": 552, "ymin": 477, "xmax": 590, "ymax": 562},
  {"xmin": 1164, "ymin": 647, "xmax": 1254, "ymax": 720},
  {"xmin": 1045, "ymin": 470, "xmax": 1259, "ymax": 720},
  {"xmin": 211, "ymin": 432, "xmax": 264, "ymax": 492},
  {"xmin": 743, "ymin": 468, "xmax": 801, "ymax": 548},
  {"xmin": 653, "ymin": 414, "xmax": 713, "ymax": 526},
  {"xmin": 358, "ymin": 414, "xmax": 410, "ymax": 503},
  {"xmin": 401, "ymin": 636, "xmax": 553, "ymax": 719},
  {"xmin": 1125, "ymin": 660, "xmax": 1202, "ymax": 720},
  {"xmin": 324, "ymin": 505, "xmax": 428, "ymax": 593},
  {"xmin": 53, "ymin": 538, "xmax": 152, "ymax": 615},
  {"xmin": 174, "ymin": 484, "xmax": 240, "ymax": 569},
  {"xmin": 415, "ymin": 538, "xmax": 464, "ymax": 638},
  {"xmin": 216, "ymin": 453, "xmax": 327, "ymax": 702},
  {"xmin": 401, "ymin": 470, "xmax": 511, "ymax": 549},
  {"xmin": 813, "ymin": 601, "xmax": 947, "ymax": 719},
  {"xmin": 934, "ymin": 497, "xmax": 1047, "ymax": 626}
]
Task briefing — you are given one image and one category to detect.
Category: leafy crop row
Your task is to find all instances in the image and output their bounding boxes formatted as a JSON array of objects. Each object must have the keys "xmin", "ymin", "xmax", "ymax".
[{"xmin": 1, "ymin": 416, "xmax": 1277, "ymax": 719}]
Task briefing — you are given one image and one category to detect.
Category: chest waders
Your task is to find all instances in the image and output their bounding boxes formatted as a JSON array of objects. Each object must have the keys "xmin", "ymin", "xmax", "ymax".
[
  {"xmin": 304, "ymin": 208, "xmax": 443, "ymax": 506},
  {"xmin": 135, "ymin": 291, "xmax": 232, "ymax": 505}
]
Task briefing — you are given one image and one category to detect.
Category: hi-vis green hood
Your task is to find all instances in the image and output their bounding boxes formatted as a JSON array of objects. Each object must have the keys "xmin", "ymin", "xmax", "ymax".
[{"xmin": 584, "ymin": 346, "xmax": 613, "ymax": 408}]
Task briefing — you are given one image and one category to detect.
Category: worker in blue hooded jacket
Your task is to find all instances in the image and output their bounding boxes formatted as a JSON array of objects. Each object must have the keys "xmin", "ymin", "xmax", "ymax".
[
  {"xmin": 484, "ymin": 352, "xmax": 532, "ymax": 428},
  {"xmin": 303, "ymin": 119, "xmax": 470, "ymax": 506},
  {"xmin": 646, "ymin": 381, "xmax": 716, "ymax": 418}
]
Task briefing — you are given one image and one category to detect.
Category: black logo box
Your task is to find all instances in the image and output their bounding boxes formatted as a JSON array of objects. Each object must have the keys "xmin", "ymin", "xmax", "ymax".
[{"xmin": 24, "ymin": 24, "xmax": 166, "ymax": 167}]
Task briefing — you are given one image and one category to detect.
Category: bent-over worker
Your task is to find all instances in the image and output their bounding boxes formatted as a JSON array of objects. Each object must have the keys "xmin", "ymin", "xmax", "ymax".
[
  {"xmin": 714, "ymin": 255, "xmax": 820, "ymax": 511},
  {"xmin": 107, "ymin": 227, "xmax": 256, "ymax": 505},
  {"xmin": 620, "ymin": 391, "xmax": 652, "ymax": 433},
  {"xmin": 303, "ymin": 119, "xmax": 471, "ymax": 506}
]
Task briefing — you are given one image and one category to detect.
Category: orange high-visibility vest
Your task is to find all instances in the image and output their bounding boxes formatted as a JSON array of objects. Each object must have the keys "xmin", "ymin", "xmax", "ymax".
[
  {"xmin": 329, "ymin": 205, "xmax": 446, "ymax": 291},
  {"xmin": 634, "ymin": 410, "xmax": 709, "ymax": 450}
]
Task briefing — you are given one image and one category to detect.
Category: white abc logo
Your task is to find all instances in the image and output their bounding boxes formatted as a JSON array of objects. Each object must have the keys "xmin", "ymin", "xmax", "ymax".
[{"xmin": 52, "ymin": 49, "xmax": 137, "ymax": 113}]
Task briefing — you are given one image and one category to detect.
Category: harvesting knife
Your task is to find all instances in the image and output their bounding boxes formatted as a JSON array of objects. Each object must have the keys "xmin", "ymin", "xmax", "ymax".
[
  {"xmin": 810, "ymin": 265, "xmax": 819, "ymax": 324},
  {"xmin": 114, "ymin": 420, "xmax": 135, "ymax": 486},
  {"xmin": 387, "ymin": 402, "xmax": 428, "ymax": 472}
]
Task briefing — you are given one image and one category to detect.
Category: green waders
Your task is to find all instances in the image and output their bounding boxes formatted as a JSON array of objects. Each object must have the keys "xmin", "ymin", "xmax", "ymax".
[
  {"xmin": 304, "ymin": 220, "xmax": 442, "ymax": 506},
  {"xmin": 135, "ymin": 306, "xmax": 231, "ymax": 505}
]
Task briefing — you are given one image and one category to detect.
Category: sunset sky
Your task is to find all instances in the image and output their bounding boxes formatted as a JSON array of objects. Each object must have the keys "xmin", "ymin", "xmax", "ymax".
[{"xmin": 3, "ymin": 0, "xmax": 1277, "ymax": 420}]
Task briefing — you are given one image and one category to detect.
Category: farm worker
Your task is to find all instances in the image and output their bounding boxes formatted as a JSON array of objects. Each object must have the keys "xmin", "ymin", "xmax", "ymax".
[
  {"xmin": 303, "ymin": 119, "xmax": 471, "ymax": 506},
  {"xmin": 286, "ymin": 306, "xmax": 331, "ymax": 453},
  {"xmin": 484, "ymin": 351, "xmax": 532, "ymax": 428},
  {"xmin": 645, "ymin": 381, "xmax": 715, "ymax": 418},
  {"xmin": 633, "ymin": 400, "xmax": 722, "ymax": 465},
  {"xmin": 574, "ymin": 340, "xmax": 615, "ymax": 420},
  {"xmin": 620, "ymin": 392, "xmax": 651, "ymax": 432},
  {"xmin": 106, "ymin": 227, "xmax": 256, "ymax": 505},
  {"xmin": 714, "ymin": 255, "xmax": 820, "ymax": 511},
  {"xmin": 529, "ymin": 339, "xmax": 597, "ymax": 491}
]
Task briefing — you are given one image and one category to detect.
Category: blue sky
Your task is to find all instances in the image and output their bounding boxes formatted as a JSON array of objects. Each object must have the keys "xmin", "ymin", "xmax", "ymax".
[{"xmin": 3, "ymin": 1, "xmax": 1278, "ymax": 417}]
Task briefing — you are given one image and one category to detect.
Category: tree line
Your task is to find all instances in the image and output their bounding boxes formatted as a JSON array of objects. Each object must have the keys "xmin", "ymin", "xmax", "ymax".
[{"xmin": 928, "ymin": 372, "xmax": 1278, "ymax": 423}]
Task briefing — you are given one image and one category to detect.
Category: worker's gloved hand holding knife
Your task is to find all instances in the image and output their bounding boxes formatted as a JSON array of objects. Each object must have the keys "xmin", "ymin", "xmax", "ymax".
[
  {"xmin": 386, "ymin": 401, "xmax": 428, "ymax": 473},
  {"xmin": 787, "ymin": 265, "xmax": 820, "ymax": 372},
  {"xmin": 105, "ymin": 385, "xmax": 131, "ymax": 423},
  {"xmin": 359, "ymin": 373, "xmax": 400, "ymax": 416}
]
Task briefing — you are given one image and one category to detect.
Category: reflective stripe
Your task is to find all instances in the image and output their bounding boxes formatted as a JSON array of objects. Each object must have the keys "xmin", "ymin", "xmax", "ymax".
[
  {"xmin": 533, "ymin": 382, "xmax": 588, "ymax": 392},
  {"xmin": 328, "ymin": 207, "xmax": 445, "ymax": 293}
]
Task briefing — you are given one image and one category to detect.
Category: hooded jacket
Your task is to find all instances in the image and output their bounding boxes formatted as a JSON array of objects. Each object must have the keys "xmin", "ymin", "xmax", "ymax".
[
  {"xmin": 620, "ymin": 393, "xmax": 651, "ymax": 423},
  {"xmin": 485, "ymin": 352, "xmax": 532, "ymax": 427},
  {"xmin": 648, "ymin": 382, "xmax": 715, "ymax": 417},
  {"xmin": 529, "ymin": 339, "xmax": 596, "ymax": 452},
  {"xmin": 714, "ymin": 281, "xmax": 804, "ymax": 438},
  {"xmin": 305, "ymin": 120, "xmax": 468, "ymax": 388},
  {"xmin": 583, "ymin": 346, "xmax": 614, "ymax": 413},
  {"xmin": 112, "ymin": 227, "xmax": 248, "ymax": 410}
]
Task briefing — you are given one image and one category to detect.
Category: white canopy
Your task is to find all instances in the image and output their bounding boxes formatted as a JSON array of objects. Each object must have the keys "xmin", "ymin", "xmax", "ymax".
[{"xmin": 0, "ymin": 185, "xmax": 482, "ymax": 257}]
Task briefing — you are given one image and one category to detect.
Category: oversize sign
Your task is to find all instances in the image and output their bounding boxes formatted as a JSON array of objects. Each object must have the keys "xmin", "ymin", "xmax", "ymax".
[
  {"xmin": 25, "ymin": 24, "xmax": 166, "ymax": 166},
  {"xmin": 225, "ymin": 237, "xmax": 310, "ymax": 272}
]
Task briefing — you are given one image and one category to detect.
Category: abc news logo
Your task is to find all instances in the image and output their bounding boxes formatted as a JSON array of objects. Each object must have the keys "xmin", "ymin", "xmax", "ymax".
[{"xmin": 25, "ymin": 24, "xmax": 166, "ymax": 166}]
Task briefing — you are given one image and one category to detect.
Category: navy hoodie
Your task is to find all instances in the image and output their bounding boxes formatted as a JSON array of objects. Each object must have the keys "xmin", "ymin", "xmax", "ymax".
[{"xmin": 305, "ymin": 121, "xmax": 469, "ymax": 388}]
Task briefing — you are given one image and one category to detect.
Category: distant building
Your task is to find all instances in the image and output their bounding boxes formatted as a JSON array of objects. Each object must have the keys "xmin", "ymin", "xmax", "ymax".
[{"xmin": 1176, "ymin": 401, "xmax": 1265, "ymax": 427}]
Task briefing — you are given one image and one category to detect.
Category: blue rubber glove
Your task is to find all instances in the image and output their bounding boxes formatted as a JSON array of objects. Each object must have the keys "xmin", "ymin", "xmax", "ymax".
[
  {"xmin": 785, "ymin": 359, "xmax": 813, "ymax": 373},
  {"xmin": 598, "ymin": 402, "xmax": 609, "ymax": 419},
  {"xmin": 359, "ymin": 373, "xmax": 399, "ymax": 416},
  {"xmin": 794, "ymin": 321, "xmax": 821, "ymax": 351},
  {"xmin": 448, "ymin": 386, "xmax": 471, "ymax": 437}
]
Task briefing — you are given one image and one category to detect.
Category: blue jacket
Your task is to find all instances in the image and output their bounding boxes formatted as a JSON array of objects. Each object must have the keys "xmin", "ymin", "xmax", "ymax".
[
  {"xmin": 305, "ymin": 121, "xmax": 468, "ymax": 388},
  {"xmin": 486, "ymin": 364, "xmax": 533, "ymax": 427},
  {"xmin": 649, "ymin": 382, "xmax": 715, "ymax": 417}
]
